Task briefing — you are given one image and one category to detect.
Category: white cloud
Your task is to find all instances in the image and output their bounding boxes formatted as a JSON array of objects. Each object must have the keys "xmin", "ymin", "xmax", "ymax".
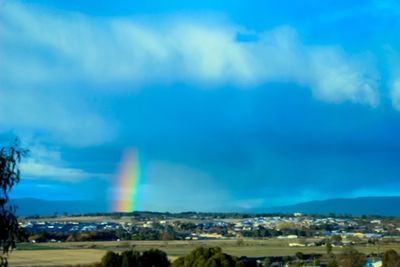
[
  {"xmin": 390, "ymin": 79, "xmax": 400, "ymax": 110},
  {"xmin": 21, "ymin": 160, "xmax": 89, "ymax": 181},
  {"xmin": 0, "ymin": 2, "xmax": 379, "ymax": 107},
  {"xmin": 307, "ymin": 47, "xmax": 378, "ymax": 106},
  {"xmin": 0, "ymin": 88, "xmax": 117, "ymax": 147},
  {"xmin": 19, "ymin": 144, "xmax": 108, "ymax": 182}
]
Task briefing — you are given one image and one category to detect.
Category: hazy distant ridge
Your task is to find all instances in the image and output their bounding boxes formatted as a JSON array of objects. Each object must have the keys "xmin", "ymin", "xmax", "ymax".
[
  {"xmin": 11, "ymin": 198, "xmax": 107, "ymax": 216},
  {"xmin": 266, "ymin": 196, "xmax": 400, "ymax": 216},
  {"xmin": 10, "ymin": 196, "xmax": 400, "ymax": 216}
]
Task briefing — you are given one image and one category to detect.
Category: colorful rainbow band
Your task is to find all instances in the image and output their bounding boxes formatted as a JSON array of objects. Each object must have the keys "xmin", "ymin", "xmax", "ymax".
[{"xmin": 112, "ymin": 149, "xmax": 141, "ymax": 212}]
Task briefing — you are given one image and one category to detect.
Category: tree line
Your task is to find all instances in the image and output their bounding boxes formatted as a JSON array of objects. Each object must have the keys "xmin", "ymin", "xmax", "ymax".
[{"xmin": 87, "ymin": 246, "xmax": 400, "ymax": 267}]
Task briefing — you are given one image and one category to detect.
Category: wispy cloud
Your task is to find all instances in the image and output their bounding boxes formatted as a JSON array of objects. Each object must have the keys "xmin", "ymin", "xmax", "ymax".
[
  {"xmin": 390, "ymin": 79, "xmax": 400, "ymax": 110},
  {"xmin": 21, "ymin": 160, "xmax": 90, "ymax": 181},
  {"xmin": 20, "ymin": 144, "xmax": 109, "ymax": 182},
  {"xmin": 0, "ymin": 89, "xmax": 117, "ymax": 146},
  {"xmin": 0, "ymin": 2, "xmax": 379, "ymax": 107}
]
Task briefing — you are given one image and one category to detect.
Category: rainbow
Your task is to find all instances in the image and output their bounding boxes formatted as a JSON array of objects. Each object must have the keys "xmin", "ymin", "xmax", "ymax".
[{"xmin": 111, "ymin": 149, "xmax": 141, "ymax": 212}]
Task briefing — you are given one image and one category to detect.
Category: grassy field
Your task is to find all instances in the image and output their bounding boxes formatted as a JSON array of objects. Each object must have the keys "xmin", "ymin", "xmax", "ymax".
[
  {"xmin": 8, "ymin": 249, "xmax": 104, "ymax": 267},
  {"xmin": 7, "ymin": 239, "xmax": 400, "ymax": 266}
]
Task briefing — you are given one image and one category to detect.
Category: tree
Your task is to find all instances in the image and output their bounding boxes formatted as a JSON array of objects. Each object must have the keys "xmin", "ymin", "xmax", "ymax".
[
  {"xmin": 295, "ymin": 251, "xmax": 304, "ymax": 261},
  {"xmin": 173, "ymin": 247, "xmax": 244, "ymax": 267},
  {"xmin": 121, "ymin": 250, "xmax": 140, "ymax": 267},
  {"xmin": 97, "ymin": 248, "xmax": 169, "ymax": 267},
  {"xmin": 162, "ymin": 231, "xmax": 172, "ymax": 245},
  {"xmin": 101, "ymin": 251, "xmax": 122, "ymax": 267},
  {"xmin": 382, "ymin": 249, "xmax": 400, "ymax": 267},
  {"xmin": 262, "ymin": 258, "xmax": 271, "ymax": 267},
  {"xmin": 331, "ymin": 235, "xmax": 342, "ymax": 243},
  {"xmin": 327, "ymin": 258, "xmax": 339, "ymax": 267},
  {"xmin": 326, "ymin": 239, "xmax": 338, "ymax": 267},
  {"xmin": 0, "ymin": 139, "xmax": 27, "ymax": 267},
  {"xmin": 140, "ymin": 249, "xmax": 170, "ymax": 267},
  {"xmin": 325, "ymin": 240, "xmax": 333, "ymax": 255},
  {"xmin": 339, "ymin": 248, "xmax": 366, "ymax": 267}
]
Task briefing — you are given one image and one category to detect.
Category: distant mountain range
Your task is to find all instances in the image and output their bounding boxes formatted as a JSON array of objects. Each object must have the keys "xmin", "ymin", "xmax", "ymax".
[
  {"xmin": 8, "ymin": 196, "xmax": 400, "ymax": 216},
  {"xmin": 9, "ymin": 198, "xmax": 108, "ymax": 216},
  {"xmin": 265, "ymin": 196, "xmax": 400, "ymax": 216}
]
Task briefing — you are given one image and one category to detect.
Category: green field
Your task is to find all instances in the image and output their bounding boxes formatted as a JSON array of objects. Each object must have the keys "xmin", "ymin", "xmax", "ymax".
[{"xmin": 7, "ymin": 239, "xmax": 400, "ymax": 266}]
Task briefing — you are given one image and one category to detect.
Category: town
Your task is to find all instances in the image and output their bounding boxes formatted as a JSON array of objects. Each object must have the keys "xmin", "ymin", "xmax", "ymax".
[
  {"xmin": 19, "ymin": 212, "xmax": 399, "ymax": 245},
  {"xmin": 21, "ymin": 212, "xmax": 400, "ymax": 243},
  {"xmin": 15, "ymin": 212, "xmax": 400, "ymax": 266}
]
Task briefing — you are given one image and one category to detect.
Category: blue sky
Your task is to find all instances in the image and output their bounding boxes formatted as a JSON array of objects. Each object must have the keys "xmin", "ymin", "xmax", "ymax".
[{"xmin": 1, "ymin": 0, "xmax": 400, "ymax": 211}]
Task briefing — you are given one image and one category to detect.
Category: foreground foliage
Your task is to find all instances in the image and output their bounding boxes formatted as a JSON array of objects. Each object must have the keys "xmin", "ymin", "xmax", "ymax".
[
  {"xmin": 62, "ymin": 245, "xmax": 400, "ymax": 267},
  {"xmin": 382, "ymin": 249, "xmax": 400, "ymax": 267},
  {"xmin": 172, "ymin": 247, "xmax": 244, "ymax": 267},
  {"xmin": 91, "ymin": 247, "xmax": 246, "ymax": 267},
  {"xmin": 0, "ymin": 139, "xmax": 27, "ymax": 267},
  {"xmin": 97, "ymin": 249, "xmax": 170, "ymax": 267}
]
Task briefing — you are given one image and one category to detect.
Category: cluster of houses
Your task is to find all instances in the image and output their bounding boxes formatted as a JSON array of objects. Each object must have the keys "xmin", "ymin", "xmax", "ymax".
[
  {"xmin": 229, "ymin": 215, "xmax": 389, "ymax": 238},
  {"xmin": 19, "ymin": 214, "xmax": 399, "ymax": 267},
  {"xmin": 20, "ymin": 220, "xmax": 121, "ymax": 233},
  {"xmin": 20, "ymin": 213, "xmax": 400, "ymax": 244}
]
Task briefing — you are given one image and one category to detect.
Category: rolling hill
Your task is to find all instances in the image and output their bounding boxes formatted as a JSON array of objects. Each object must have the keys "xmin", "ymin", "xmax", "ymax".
[
  {"xmin": 266, "ymin": 196, "xmax": 400, "ymax": 216},
  {"xmin": 8, "ymin": 196, "xmax": 400, "ymax": 216},
  {"xmin": 9, "ymin": 198, "xmax": 107, "ymax": 216}
]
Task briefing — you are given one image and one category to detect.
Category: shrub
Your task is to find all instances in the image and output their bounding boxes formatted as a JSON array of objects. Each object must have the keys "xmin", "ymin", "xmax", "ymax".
[
  {"xmin": 140, "ymin": 249, "xmax": 170, "ymax": 267},
  {"xmin": 173, "ymin": 247, "xmax": 244, "ymax": 267},
  {"xmin": 382, "ymin": 249, "xmax": 400, "ymax": 267},
  {"xmin": 101, "ymin": 251, "xmax": 121, "ymax": 267},
  {"xmin": 339, "ymin": 248, "xmax": 365, "ymax": 267}
]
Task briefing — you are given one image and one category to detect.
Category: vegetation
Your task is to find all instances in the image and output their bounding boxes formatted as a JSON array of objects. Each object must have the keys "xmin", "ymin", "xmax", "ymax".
[
  {"xmin": 337, "ymin": 247, "xmax": 366, "ymax": 267},
  {"xmin": 382, "ymin": 249, "xmax": 400, "ymax": 267},
  {"xmin": 0, "ymin": 139, "xmax": 27, "ymax": 267},
  {"xmin": 325, "ymin": 239, "xmax": 332, "ymax": 255},
  {"xmin": 7, "ymin": 239, "xmax": 400, "ymax": 267},
  {"xmin": 172, "ymin": 247, "xmax": 244, "ymax": 267},
  {"xmin": 97, "ymin": 249, "xmax": 169, "ymax": 267},
  {"xmin": 90, "ymin": 247, "xmax": 247, "ymax": 267}
]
